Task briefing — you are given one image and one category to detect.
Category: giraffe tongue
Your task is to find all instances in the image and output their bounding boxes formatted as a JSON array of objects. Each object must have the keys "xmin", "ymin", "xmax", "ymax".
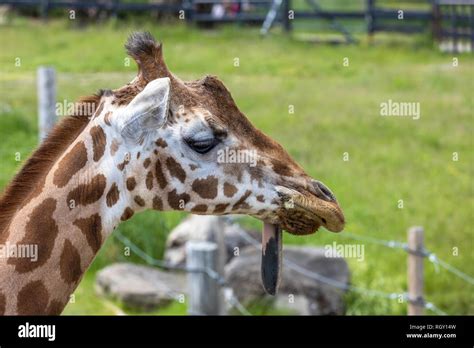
[{"xmin": 261, "ymin": 223, "xmax": 282, "ymax": 295}]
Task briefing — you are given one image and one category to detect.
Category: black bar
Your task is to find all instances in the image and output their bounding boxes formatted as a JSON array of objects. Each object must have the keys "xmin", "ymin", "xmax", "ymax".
[{"xmin": 0, "ymin": 315, "xmax": 472, "ymax": 345}]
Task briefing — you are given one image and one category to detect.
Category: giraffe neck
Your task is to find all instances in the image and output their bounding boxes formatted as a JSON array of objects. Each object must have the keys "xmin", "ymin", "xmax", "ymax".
[{"xmin": 0, "ymin": 115, "xmax": 150, "ymax": 315}]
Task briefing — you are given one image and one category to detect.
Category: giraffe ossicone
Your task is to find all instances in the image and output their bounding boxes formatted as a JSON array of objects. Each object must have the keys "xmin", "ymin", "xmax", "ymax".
[{"xmin": 0, "ymin": 32, "xmax": 344, "ymax": 315}]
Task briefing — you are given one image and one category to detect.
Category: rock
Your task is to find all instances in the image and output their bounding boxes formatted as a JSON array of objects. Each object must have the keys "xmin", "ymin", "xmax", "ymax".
[
  {"xmin": 95, "ymin": 263, "xmax": 186, "ymax": 311},
  {"xmin": 164, "ymin": 215, "xmax": 260, "ymax": 267},
  {"xmin": 224, "ymin": 246, "xmax": 350, "ymax": 315}
]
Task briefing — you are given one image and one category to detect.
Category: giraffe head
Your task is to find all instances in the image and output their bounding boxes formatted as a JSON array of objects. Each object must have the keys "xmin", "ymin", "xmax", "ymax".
[{"xmin": 93, "ymin": 32, "xmax": 344, "ymax": 236}]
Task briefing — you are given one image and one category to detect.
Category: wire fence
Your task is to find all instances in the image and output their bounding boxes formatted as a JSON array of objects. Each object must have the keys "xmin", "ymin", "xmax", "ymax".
[
  {"xmin": 339, "ymin": 231, "xmax": 474, "ymax": 286},
  {"xmin": 237, "ymin": 229, "xmax": 449, "ymax": 316},
  {"xmin": 112, "ymin": 218, "xmax": 474, "ymax": 316},
  {"xmin": 114, "ymin": 230, "xmax": 252, "ymax": 316}
]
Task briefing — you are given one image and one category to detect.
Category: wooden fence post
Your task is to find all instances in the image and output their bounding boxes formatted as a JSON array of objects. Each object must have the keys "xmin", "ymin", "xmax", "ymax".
[
  {"xmin": 37, "ymin": 66, "xmax": 57, "ymax": 142},
  {"xmin": 408, "ymin": 226, "xmax": 424, "ymax": 315},
  {"xmin": 186, "ymin": 241, "xmax": 221, "ymax": 315}
]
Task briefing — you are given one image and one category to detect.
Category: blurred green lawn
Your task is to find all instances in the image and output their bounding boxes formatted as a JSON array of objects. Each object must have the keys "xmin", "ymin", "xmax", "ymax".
[{"xmin": 0, "ymin": 18, "xmax": 472, "ymax": 315}]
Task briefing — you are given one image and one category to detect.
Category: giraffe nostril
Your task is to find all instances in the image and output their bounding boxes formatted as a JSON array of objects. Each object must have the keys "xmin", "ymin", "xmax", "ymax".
[{"xmin": 312, "ymin": 180, "xmax": 337, "ymax": 203}]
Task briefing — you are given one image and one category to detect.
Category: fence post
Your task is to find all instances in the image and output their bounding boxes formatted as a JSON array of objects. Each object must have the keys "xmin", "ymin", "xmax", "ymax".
[
  {"xmin": 186, "ymin": 241, "xmax": 221, "ymax": 315},
  {"xmin": 39, "ymin": 0, "xmax": 49, "ymax": 21},
  {"xmin": 366, "ymin": 0, "xmax": 375, "ymax": 42},
  {"xmin": 432, "ymin": 1, "xmax": 442, "ymax": 43},
  {"xmin": 37, "ymin": 66, "xmax": 57, "ymax": 142},
  {"xmin": 283, "ymin": 0, "xmax": 292, "ymax": 33},
  {"xmin": 408, "ymin": 226, "xmax": 424, "ymax": 315}
]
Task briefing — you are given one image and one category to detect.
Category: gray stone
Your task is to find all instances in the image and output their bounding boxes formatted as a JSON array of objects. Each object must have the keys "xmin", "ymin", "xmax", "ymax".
[
  {"xmin": 95, "ymin": 263, "xmax": 186, "ymax": 311},
  {"xmin": 164, "ymin": 215, "xmax": 259, "ymax": 267},
  {"xmin": 224, "ymin": 246, "xmax": 350, "ymax": 315}
]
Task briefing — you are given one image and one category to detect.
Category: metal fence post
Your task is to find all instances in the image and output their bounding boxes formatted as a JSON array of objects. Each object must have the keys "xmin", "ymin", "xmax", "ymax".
[
  {"xmin": 186, "ymin": 241, "xmax": 221, "ymax": 315},
  {"xmin": 37, "ymin": 66, "xmax": 57, "ymax": 142},
  {"xmin": 408, "ymin": 226, "xmax": 424, "ymax": 315}
]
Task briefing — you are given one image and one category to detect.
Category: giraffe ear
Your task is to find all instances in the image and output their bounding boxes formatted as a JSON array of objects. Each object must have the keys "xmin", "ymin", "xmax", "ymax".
[{"xmin": 118, "ymin": 77, "xmax": 171, "ymax": 143}]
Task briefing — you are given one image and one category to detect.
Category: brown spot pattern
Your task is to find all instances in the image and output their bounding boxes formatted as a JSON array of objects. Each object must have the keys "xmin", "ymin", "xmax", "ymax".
[
  {"xmin": 191, "ymin": 204, "xmax": 208, "ymax": 213},
  {"xmin": 134, "ymin": 196, "xmax": 145, "ymax": 207},
  {"xmin": 168, "ymin": 190, "xmax": 190, "ymax": 210},
  {"xmin": 73, "ymin": 214, "xmax": 102, "ymax": 253},
  {"xmin": 192, "ymin": 176, "xmax": 218, "ymax": 199},
  {"xmin": 155, "ymin": 138, "xmax": 168, "ymax": 148},
  {"xmin": 53, "ymin": 141, "xmax": 88, "ymax": 188},
  {"xmin": 0, "ymin": 97, "xmax": 94, "ymax": 243},
  {"xmin": 232, "ymin": 190, "xmax": 252, "ymax": 211},
  {"xmin": 146, "ymin": 171, "xmax": 154, "ymax": 190},
  {"xmin": 223, "ymin": 182, "xmax": 237, "ymax": 198},
  {"xmin": 155, "ymin": 159, "xmax": 168, "ymax": 189},
  {"xmin": 17, "ymin": 280, "xmax": 49, "ymax": 315},
  {"xmin": 166, "ymin": 157, "xmax": 186, "ymax": 183},
  {"xmin": 256, "ymin": 195, "xmax": 265, "ymax": 203},
  {"xmin": 104, "ymin": 111, "xmax": 112, "ymax": 126},
  {"xmin": 106, "ymin": 183, "xmax": 120, "ymax": 207},
  {"xmin": 118, "ymin": 157, "xmax": 130, "ymax": 171},
  {"xmin": 67, "ymin": 174, "xmax": 107, "ymax": 209},
  {"xmin": 214, "ymin": 203, "xmax": 229, "ymax": 214},
  {"xmin": 90, "ymin": 125, "xmax": 106, "ymax": 162},
  {"xmin": 121, "ymin": 207, "xmax": 134, "ymax": 221},
  {"xmin": 126, "ymin": 177, "xmax": 137, "ymax": 191},
  {"xmin": 143, "ymin": 158, "xmax": 151, "ymax": 169},
  {"xmin": 152, "ymin": 196, "xmax": 163, "ymax": 210},
  {"xmin": 110, "ymin": 139, "xmax": 120, "ymax": 156},
  {"xmin": 60, "ymin": 239, "xmax": 82, "ymax": 284},
  {"xmin": 8, "ymin": 198, "xmax": 58, "ymax": 273}
]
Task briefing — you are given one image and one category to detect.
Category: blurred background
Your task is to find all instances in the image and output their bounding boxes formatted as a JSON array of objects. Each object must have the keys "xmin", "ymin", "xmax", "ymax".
[{"xmin": 0, "ymin": 0, "xmax": 472, "ymax": 315}]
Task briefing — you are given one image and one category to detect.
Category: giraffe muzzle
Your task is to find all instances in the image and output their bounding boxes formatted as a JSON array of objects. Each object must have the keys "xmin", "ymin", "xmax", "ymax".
[{"xmin": 274, "ymin": 184, "xmax": 345, "ymax": 235}]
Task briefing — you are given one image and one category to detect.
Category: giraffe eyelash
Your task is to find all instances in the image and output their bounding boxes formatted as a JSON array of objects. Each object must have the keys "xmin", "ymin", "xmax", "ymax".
[{"xmin": 184, "ymin": 136, "xmax": 220, "ymax": 155}]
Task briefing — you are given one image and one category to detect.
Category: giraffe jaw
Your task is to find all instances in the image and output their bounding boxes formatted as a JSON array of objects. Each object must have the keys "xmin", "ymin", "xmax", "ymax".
[{"xmin": 274, "ymin": 185, "xmax": 345, "ymax": 235}]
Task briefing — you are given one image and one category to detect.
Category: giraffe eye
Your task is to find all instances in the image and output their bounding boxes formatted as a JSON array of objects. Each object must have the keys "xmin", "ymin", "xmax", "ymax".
[{"xmin": 185, "ymin": 137, "xmax": 218, "ymax": 154}]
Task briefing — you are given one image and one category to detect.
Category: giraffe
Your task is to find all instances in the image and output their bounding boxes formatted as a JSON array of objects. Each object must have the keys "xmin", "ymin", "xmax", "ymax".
[{"xmin": 0, "ymin": 32, "xmax": 344, "ymax": 315}]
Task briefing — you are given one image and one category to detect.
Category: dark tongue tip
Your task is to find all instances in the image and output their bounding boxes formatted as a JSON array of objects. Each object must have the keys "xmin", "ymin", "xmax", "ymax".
[{"xmin": 261, "ymin": 223, "xmax": 282, "ymax": 295}]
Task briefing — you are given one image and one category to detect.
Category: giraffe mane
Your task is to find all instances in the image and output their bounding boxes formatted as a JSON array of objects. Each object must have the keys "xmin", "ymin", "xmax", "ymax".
[{"xmin": 0, "ymin": 93, "xmax": 103, "ymax": 237}]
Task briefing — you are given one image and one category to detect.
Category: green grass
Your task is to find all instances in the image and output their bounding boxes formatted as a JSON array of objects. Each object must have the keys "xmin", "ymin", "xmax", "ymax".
[{"xmin": 0, "ymin": 18, "xmax": 473, "ymax": 315}]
